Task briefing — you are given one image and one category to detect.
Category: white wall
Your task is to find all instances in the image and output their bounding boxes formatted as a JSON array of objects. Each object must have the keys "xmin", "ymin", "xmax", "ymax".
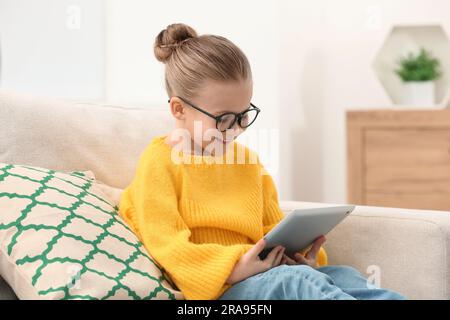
[
  {"xmin": 277, "ymin": 0, "xmax": 450, "ymax": 203},
  {"xmin": 0, "ymin": 0, "xmax": 105, "ymax": 100}
]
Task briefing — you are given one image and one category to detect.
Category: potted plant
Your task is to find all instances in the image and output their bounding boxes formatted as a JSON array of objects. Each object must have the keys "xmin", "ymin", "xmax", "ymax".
[{"xmin": 395, "ymin": 47, "xmax": 442, "ymax": 106}]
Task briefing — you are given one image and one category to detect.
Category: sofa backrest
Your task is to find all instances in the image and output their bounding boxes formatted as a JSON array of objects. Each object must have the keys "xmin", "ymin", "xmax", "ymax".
[{"xmin": 0, "ymin": 90, "xmax": 174, "ymax": 189}]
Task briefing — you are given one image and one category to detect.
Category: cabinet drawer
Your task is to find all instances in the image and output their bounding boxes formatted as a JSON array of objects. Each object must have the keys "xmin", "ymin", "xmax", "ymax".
[{"xmin": 364, "ymin": 128, "xmax": 450, "ymax": 209}]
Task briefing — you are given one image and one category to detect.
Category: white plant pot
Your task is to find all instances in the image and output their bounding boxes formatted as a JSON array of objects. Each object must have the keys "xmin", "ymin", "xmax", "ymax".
[{"xmin": 400, "ymin": 81, "xmax": 435, "ymax": 106}]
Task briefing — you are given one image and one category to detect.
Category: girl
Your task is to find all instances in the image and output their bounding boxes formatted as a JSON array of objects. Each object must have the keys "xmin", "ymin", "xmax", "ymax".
[{"xmin": 118, "ymin": 23, "xmax": 406, "ymax": 300}]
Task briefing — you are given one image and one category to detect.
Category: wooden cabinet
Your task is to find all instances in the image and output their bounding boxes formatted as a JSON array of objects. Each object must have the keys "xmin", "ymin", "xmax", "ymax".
[{"xmin": 347, "ymin": 109, "xmax": 450, "ymax": 211}]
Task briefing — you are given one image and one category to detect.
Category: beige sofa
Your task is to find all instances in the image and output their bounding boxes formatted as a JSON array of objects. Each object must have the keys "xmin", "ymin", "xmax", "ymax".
[{"xmin": 1, "ymin": 90, "xmax": 449, "ymax": 300}]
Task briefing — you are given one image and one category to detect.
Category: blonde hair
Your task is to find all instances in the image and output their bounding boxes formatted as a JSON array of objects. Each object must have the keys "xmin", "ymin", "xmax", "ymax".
[{"xmin": 153, "ymin": 23, "xmax": 252, "ymax": 101}]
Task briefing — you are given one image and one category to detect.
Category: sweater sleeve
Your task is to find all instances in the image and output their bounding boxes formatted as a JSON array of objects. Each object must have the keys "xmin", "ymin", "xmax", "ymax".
[
  {"xmin": 260, "ymin": 162, "xmax": 328, "ymax": 267},
  {"xmin": 125, "ymin": 150, "xmax": 250, "ymax": 300}
]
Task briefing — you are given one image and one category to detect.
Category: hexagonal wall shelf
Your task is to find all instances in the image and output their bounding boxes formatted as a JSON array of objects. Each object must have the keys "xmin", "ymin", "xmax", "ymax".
[{"xmin": 373, "ymin": 25, "xmax": 450, "ymax": 107}]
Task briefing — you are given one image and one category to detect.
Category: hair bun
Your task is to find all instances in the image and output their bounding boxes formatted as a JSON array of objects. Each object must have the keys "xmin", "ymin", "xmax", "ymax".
[{"xmin": 154, "ymin": 23, "xmax": 198, "ymax": 63}]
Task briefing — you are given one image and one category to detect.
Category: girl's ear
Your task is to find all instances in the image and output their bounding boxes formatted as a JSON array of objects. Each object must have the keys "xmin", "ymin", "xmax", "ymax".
[{"xmin": 169, "ymin": 98, "xmax": 187, "ymax": 120}]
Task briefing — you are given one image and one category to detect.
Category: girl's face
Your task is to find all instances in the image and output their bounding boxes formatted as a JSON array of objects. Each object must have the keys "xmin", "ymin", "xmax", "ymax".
[{"xmin": 171, "ymin": 78, "xmax": 253, "ymax": 153}]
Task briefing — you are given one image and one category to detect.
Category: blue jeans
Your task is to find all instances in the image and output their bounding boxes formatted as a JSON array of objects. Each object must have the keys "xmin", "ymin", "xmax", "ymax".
[{"xmin": 218, "ymin": 265, "xmax": 407, "ymax": 300}]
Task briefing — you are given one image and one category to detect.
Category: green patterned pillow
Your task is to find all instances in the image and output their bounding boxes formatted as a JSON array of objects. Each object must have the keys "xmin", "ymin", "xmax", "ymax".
[{"xmin": 0, "ymin": 163, "xmax": 184, "ymax": 300}]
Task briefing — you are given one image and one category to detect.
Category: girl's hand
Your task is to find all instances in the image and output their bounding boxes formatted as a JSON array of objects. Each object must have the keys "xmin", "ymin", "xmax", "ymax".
[
  {"xmin": 226, "ymin": 239, "xmax": 285, "ymax": 285},
  {"xmin": 281, "ymin": 235, "xmax": 326, "ymax": 268}
]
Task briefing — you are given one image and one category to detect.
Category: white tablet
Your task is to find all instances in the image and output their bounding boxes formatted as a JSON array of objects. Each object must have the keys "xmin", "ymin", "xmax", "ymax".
[{"xmin": 258, "ymin": 205, "xmax": 355, "ymax": 260}]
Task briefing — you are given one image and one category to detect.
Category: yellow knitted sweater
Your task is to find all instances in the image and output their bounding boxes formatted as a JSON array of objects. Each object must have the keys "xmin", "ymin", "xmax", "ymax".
[{"xmin": 118, "ymin": 135, "xmax": 328, "ymax": 300}]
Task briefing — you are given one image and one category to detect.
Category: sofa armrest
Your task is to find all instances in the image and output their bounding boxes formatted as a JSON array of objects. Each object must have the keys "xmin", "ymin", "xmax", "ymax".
[{"xmin": 279, "ymin": 200, "xmax": 450, "ymax": 300}]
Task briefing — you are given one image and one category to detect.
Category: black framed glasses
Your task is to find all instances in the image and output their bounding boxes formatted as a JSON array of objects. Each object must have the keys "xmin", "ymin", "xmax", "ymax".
[{"xmin": 168, "ymin": 96, "xmax": 260, "ymax": 132}]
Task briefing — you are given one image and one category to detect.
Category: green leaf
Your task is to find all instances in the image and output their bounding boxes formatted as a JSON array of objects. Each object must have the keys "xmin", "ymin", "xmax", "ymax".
[{"xmin": 394, "ymin": 47, "xmax": 442, "ymax": 82}]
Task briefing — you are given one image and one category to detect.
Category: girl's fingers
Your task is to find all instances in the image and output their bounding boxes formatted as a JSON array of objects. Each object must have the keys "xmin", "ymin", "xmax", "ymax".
[
  {"xmin": 250, "ymin": 238, "xmax": 267, "ymax": 258},
  {"xmin": 273, "ymin": 247, "xmax": 285, "ymax": 266},
  {"xmin": 284, "ymin": 254, "xmax": 297, "ymax": 265},
  {"xmin": 305, "ymin": 236, "xmax": 326, "ymax": 260},
  {"xmin": 264, "ymin": 246, "xmax": 284, "ymax": 266},
  {"xmin": 294, "ymin": 252, "xmax": 310, "ymax": 265}
]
